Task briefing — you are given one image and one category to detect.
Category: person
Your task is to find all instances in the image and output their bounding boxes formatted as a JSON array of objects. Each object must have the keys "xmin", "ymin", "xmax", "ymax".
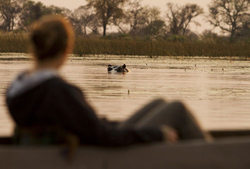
[{"xmin": 5, "ymin": 15, "xmax": 210, "ymax": 146}]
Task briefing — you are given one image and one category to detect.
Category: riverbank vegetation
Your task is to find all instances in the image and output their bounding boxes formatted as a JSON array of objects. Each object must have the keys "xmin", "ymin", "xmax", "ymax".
[
  {"xmin": 1, "ymin": 32, "xmax": 249, "ymax": 57},
  {"xmin": 0, "ymin": 0, "xmax": 249, "ymax": 57}
]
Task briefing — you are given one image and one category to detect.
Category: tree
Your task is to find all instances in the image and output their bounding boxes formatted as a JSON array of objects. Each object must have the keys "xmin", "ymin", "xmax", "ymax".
[
  {"xmin": 86, "ymin": 0, "xmax": 128, "ymax": 36},
  {"xmin": 111, "ymin": 6, "xmax": 128, "ymax": 34},
  {"xmin": 18, "ymin": 1, "xmax": 45, "ymax": 30},
  {"xmin": 0, "ymin": 0, "xmax": 24, "ymax": 31},
  {"xmin": 111, "ymin": 0, "xmax": 147, "ymax": 35},
  {"xmin": 200, "ymin": 30, "xmax": 220, "ymax": 42},
  {"xmin": 143, "ymin": 19, "xmax": 166, "ymax": 37},
  {"xmin": 237, "ymin": 16, "xmax": 250, "ymax": 39},
  {"xmin": 208, "ymin": 0, "xmax": 250, "ymax": 39},
  {"xmin": 166, "ymin": 3, "xmax": 203, "ymax": 35},
  {"xmin": 141, "ymin": 6, "xmax": 166, "ymax": 37},
  {"xmin": 18, "ymin": 1, "xmax": 65, "ymax": 31},
  {"xmin": 126, "ymin": 0, "xmax": 145, "ymax": 33},
  {"xmin": 70, "ymin": 5, "xmax": 100, "ymax": 35}
]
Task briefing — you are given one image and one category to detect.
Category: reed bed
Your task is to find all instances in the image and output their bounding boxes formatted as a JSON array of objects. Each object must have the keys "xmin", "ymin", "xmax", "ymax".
[
  {"xmin": 0, "ymin": 33, "xmax": 249, "ymax": 58},
  {"xmin": 0, "ymin": 33, "xmax": 29, "ymax": 53}
]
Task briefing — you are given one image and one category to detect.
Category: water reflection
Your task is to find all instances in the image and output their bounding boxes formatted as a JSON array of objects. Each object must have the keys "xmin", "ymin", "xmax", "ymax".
[{"xmin": 1, "ymin": 56, "xmax": 250, "ymax": 136}]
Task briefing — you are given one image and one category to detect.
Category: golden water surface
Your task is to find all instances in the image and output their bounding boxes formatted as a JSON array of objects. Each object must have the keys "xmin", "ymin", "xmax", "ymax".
[{"xmin": 1, "ymin": 55, "xmax": 250, "ymax": 136}]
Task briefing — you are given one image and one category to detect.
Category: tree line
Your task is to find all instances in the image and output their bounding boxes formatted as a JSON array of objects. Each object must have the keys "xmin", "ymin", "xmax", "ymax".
[{"xmin": 0, "ymin": 0, "xmax": 250, "ymax": 41}]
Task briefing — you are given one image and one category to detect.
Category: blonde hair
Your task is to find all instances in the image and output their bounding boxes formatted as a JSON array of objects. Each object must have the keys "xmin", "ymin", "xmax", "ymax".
[{"xmin": 30, "ymin": 15, "xmax": 74, "ymax": 61}]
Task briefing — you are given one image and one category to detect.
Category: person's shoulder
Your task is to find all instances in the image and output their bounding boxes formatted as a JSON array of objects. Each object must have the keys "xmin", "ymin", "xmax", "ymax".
[
  {"xmin": 46, "ymin": 76, "xmax": 66, "ymax": 85},
  {"xmin": 47, "ymin": 77, "xmax": 82, "ymax": 94}
]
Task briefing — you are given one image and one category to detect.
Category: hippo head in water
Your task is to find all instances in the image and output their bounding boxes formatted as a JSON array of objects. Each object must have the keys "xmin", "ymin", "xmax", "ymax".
[
  {"xmin": 122, "ymin": 64, "xmax": 129, "ymax": 72},
  {"xmin": 107, "ymin": 64, "xmax": 113, "ymax": 71},
  {"xmin": 107, "ymin": 64, "xmax": 129, "ymax": 72}
]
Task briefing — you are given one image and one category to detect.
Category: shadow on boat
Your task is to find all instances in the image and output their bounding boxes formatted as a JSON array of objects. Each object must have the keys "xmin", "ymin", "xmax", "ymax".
[{"xmin": 1, "ymin": 130, "xmax": 250, "ymax": 169}]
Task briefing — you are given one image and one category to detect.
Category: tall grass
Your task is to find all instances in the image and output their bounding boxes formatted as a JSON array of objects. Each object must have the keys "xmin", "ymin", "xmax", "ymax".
[
  {"xmin": 0, "ymin": 33, "xmax": 250, "ymax": 58},
  {"xmin": 74, "ymin": 38, "xmax": 250, "ymax": 58},
  {"xmin": 0, "ymin": 33, "xmax": 29, "ymax": 53}
]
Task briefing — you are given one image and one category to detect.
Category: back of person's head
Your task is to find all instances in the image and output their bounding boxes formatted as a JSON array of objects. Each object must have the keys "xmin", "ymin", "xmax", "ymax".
[{"xmin": 30, "ymin": 15, "xmax": 74, "ymax": 61}]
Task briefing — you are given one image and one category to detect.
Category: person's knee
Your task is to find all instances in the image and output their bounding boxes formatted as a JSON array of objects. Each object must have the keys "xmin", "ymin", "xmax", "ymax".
[
  {"xmin": 170, "ymin": 101, "xmax": 188, "ymax": 116},
  {"xmin": 171, "ymin": 101, "xmax": 186, "ymax": 109},
  {"xmin": 151, "ymin": 98, "xmax": 165, "ymax": 104},
  {"xmin": 146, "ymin": 98, "xmax": 166, "ymax": 109}
]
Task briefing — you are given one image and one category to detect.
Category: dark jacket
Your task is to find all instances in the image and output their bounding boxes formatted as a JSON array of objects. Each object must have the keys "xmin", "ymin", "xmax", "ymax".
[{"xmin": 6, "ymin": 70, "xmax": 163, "ymax": 146}]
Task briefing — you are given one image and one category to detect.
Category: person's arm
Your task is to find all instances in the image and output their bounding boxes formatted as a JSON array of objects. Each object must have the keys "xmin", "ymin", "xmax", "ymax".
[{"xmin": 50, "ymin": 80, "xmax": 163, "ymax": 146}]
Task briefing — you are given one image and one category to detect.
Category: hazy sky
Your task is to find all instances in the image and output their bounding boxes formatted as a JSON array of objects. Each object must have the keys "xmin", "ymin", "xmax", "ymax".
[
  {"xmin": 33, "ymin": 0, "xmax": 211, "ymax": 10},
  {"xmin": 33, "ymin": 0, "xmax": 214, "ymax": 34}
]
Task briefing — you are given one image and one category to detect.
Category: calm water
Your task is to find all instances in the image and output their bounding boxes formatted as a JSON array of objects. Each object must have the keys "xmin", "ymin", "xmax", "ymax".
[{"xmin": 1, "ymin": 55, "xmax": 250, "ymax": 136}]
